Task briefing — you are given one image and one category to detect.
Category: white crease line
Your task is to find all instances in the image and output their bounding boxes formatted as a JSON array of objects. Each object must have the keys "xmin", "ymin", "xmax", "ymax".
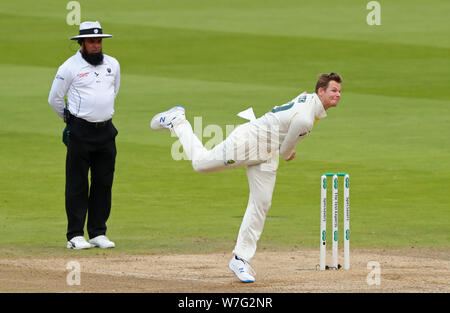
[{"xmin": 108, "ymin": 271, "xmax": 228, "ymax": 284}]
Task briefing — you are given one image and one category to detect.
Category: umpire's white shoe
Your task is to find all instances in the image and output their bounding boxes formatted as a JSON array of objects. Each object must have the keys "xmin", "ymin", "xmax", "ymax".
[
  {"xmin": 89, "ymin": 235, "xmax": 115, "ymax": 249},
  {"xmin": 228, "ymin": 255, "xmax": 255, "ymax": 283},
  {"xmin": 67, "ymin": 236, "xmax": 94, "ymax": 250},
  {"xmin": 150, "ymin": 105, "xmax": 185, "ymax": 130}
]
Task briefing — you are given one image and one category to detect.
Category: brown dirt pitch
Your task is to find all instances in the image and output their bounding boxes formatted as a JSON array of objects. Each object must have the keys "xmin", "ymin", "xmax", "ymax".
[{"xmin": 0, "ymin": 248, "xmax": 448, "ymax": 293}]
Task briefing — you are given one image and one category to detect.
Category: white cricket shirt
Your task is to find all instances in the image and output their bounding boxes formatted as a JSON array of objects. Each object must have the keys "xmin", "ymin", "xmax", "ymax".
[
  {"xmin": 48, "ymin": 50, "xmax": 120, "ymax": 122},
  {"xmin": 257, "ymin": 93, "xmax": 327, "ymax": 160}
]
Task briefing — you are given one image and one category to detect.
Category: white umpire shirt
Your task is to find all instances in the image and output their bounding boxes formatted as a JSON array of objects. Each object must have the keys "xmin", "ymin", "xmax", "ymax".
[{"xmin": 48, "ymin": 50, "xmax": 120, "ymax": 123}]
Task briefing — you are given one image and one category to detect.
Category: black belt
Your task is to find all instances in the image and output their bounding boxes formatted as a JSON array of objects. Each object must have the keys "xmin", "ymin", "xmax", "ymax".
[{"xmin": 69, "ymin": 114, "xmax": 112, "ymax": 128}]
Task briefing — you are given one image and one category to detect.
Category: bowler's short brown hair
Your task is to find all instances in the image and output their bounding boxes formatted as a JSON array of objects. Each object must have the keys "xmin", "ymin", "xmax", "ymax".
[{"xmin": 315, "ymin": 72, "xmax": 342, "ymax": 93}]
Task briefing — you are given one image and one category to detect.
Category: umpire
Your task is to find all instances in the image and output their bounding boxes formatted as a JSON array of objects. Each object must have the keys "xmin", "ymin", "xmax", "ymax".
[{"xmin": 48, "ymin": 21, "xmax": 120, "ymax": 249}]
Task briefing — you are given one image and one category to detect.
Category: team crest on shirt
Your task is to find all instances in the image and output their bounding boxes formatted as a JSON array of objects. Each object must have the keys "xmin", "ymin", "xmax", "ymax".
[{"xmin": 106, "ymin": 68, "xmax": 114, "ymax": 77}]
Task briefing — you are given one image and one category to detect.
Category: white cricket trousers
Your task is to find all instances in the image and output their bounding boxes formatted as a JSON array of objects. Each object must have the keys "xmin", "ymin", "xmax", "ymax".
[{"xmin": 172, "ymin": 119, "xmax": 278, "ymax": 263}]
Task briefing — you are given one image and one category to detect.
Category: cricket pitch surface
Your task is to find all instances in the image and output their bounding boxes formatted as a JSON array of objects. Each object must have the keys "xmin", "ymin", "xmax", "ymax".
[{"xmin": 0, "ymin": 248, "xmax": 448, "ymax": 293}]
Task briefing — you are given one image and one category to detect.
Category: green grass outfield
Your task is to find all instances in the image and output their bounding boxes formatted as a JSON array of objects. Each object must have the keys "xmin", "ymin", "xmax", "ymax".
[{"xmin": 0, "ymin": 0, "xmax": 449, "ymax": 257}]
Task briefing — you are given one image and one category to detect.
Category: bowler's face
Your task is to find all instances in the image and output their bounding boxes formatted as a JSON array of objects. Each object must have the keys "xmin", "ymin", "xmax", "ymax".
[
  {"xmin": 83, "ymin": 37, "xmax": 102, "ymax": 54},
  {"xmin": 321, "ymin": 81, "xmax": 341, "ymax": 109}
]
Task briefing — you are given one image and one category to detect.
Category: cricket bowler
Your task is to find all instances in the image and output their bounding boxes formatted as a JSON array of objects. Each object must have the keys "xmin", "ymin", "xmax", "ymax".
[{"xmin": 150, "ymin": 73, "xmax": 342, "ymax": 283}]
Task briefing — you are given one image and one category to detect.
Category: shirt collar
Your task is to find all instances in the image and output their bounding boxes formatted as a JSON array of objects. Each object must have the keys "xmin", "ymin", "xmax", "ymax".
[
  {"xmin": 76, "ymin": 50, "xmax": 91, "ymax": 68},
  {"xmin": 312, "ymin": 93, "xmax": 327, "ymax": 120}
]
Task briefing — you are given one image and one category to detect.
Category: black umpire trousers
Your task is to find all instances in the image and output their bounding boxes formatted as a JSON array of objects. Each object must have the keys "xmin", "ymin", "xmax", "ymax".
[{"xmin": 65, "ymin": 115, "xmax": 118, "ymax": 241}]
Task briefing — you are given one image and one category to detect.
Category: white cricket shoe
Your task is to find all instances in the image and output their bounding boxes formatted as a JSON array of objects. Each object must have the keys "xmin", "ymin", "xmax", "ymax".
[
  {"xmin": 228, "ymin": 255, "xmax": 255, "ymax": 283},
  {"xmin": 67, "ymin": 236, "xmax": 94, "ymax": 250},
  {"xmin": 89, "ymin": 235, "xmax": 115, "ymax": 249},
  {"xmin": 150, "ymin": 105, "xmax": 185, "ymax": 130}
]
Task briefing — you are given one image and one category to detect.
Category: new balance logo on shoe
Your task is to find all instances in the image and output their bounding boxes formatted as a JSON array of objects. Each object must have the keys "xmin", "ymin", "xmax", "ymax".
[
  {"xmin": 150, "ymin": 106, "xmax": 186, "ymax": 131},
  {"xmin": 228, "ymin": 255, "xmax": 255, "ymax": 283}
]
